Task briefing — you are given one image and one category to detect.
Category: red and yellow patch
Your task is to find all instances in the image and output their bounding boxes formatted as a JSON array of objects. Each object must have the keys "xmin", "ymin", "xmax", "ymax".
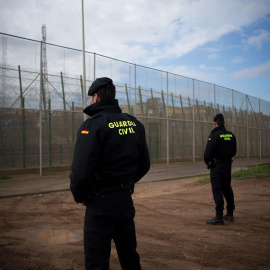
[
  {"xmin": 81, "ymin": 130, "xmax": 89, "ymax": 135},
  {"xmin": 208, "ymin": 138, "xmax": 211, "ymax": 140}
]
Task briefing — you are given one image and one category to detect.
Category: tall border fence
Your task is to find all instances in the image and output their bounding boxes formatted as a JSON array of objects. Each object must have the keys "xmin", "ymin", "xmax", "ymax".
[{"xmin": 0, "ymin": 33, "xmax": 269, "ymax": 174}]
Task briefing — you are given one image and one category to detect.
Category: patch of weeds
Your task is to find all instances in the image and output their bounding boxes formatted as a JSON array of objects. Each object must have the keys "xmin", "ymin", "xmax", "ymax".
[
  {"xmin": 195, "ymin": 164, "xmax": 270, "ymax": 184},
  {"xmin": 195, "ymin": 177, "xmax": 210, "ymax": 185},
  {"xmin": 42, "ymin": 172, "xmax": 57, "ymax": 176},
  {"xmin": 0, "ymin": 173, "xmax": 11, "ymax": 180},
  {"xmin": 232, "ymin": 169, "xmax": 250, "ymax": 180},
  {"xmin": 232, "ymin": 164, "xmax": 270, "ymax": 180}
]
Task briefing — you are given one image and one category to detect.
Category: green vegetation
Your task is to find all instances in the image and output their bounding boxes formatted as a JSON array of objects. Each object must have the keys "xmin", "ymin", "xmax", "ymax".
[
  {"xmin": 195, "ymin": 164, "xmax": 270, "ymax": 185},
  {"xmin": 42, "ymin": 172, "xmax": 57, "ymax": 176},
  {"xmin": 195, "ymin": 177, "xmax": 210, "ymax": 185},
  {"xmin": 232, "ymin": 164, "xmax": 270, "ymax": 180},
  {"xmin": 0, "ymin": 173, "xmax": 11, "ymax": 180}
]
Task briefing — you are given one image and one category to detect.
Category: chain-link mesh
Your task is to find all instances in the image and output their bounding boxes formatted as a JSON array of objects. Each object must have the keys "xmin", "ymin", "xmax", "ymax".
[{"xmin": 0, "ymin": 33, "xmax": 269, "ymax": 174}]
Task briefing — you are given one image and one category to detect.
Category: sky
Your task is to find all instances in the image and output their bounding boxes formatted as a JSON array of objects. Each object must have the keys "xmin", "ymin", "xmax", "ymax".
[{"xmin": 1, "ymin": 0, "xmax": 270, "ymax": 103}]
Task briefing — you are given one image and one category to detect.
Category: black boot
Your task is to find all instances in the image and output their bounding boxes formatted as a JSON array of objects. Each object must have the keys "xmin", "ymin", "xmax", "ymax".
[
  {"xmin": 224, "ymin": 212, "xmax": 234, "ymax": 222},
  {"xmin": 206, "ymin": 214, "xmax": 224, "ymax": 225},
  {"xmin": 224, "ymin": 206, "xmax": 235, "ymax": 222}
]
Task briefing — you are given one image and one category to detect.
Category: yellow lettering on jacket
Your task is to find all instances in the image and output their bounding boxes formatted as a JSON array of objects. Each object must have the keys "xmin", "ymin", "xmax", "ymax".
[
  {"xmin": 118, "ymin": 127, "xmax": 136, "ymax": 136},
  {"xmin": 108, "ymin": 121, "xmax": 136, "ymax": 129},
  {"xmin": 220, "ymin": 134, "xmax": 232, "ymax": 138},
  {"xmin": 220, "ymin": 134, "xmax": 233, "ymax": 141},
  {"xmin": 129, "ymin": 127, "xmax": 135, "ymax": 133}
]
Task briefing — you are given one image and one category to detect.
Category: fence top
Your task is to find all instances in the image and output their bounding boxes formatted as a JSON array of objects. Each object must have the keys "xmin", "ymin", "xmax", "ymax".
[{"xmin": 1, "ymin": 32, "xmax": 269, "ymax": 107}]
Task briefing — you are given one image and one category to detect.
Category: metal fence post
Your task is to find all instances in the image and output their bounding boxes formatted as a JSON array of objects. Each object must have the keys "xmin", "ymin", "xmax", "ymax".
[
  {"xmin": 214, "ymin": 84, "xmax": 216, "ymax": 114},
  {"xmin": 134, "ymin": 64, "xmax": 137, "ymax": 116},
  {"xmin": 180, "ymin": 95, "xmax": 185, "ymax": 159},
  {"xmin": 171, "ymin": 92, "xmax": 175, "ymax": 160},
  {"xmin": 193, "ymin": 79, "xmax": 195, "ymax": 162},
  {"xmin": 246, "ymin": 95, "xmax": 249, "ymax": 159},
  {"xmin": 232, "ymin": 89, "xmax": 234, "ymax": 132},
  {"xmin": 166, "ymin": 72, "xmax": 169, "ymax": 164},
  {"xmin": 39, "ymin": 41, "xmax": 43, "ymax": 176},
  {"xmin": 22, "ymin": 97, "xmax": 26, "ymax": 168},
  {"xmin": 61, "ymin": 72, "xmax": 70, "ymax": 146},
  {"xmin": 259, "ymin": 98, "xmax": 262, "ymax": 158},
  {"xmin": 138, "ymin": 86, "xmax": 143, "ymax": 116},
  {"xmin": 48, "ymin": 99, "xmax": 52, "ymax": 166},
  {"xmin": 72, "ymin": 101, "xmax": 75, "ymax": 150},
  {"xmin": 125, "ymin": 84, "xmax": 131, "ymax": 114},
  {"xmin": 94, "ymin": 52, "xmax": 96, "ymax": 80},
  {"xmin": 81, "ymin": 0, "xmax": 87, "ymax": 121},
  {"xmin": 19, "ymin": 65, "xmax": 26, "ymax": 168},
  {"xmin": 61, "ymin": 72, "xmax": 66, "ymax": 111}
]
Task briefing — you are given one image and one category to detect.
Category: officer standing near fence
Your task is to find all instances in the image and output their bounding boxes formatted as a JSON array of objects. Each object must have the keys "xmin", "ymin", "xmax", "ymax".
[
  {"xmin": 204, "ymin": 113, "xmax": 237, "ymax": 225},
  {"xmin": 70, "ymin": 77, "xmax": 150, "ymax": 270}
]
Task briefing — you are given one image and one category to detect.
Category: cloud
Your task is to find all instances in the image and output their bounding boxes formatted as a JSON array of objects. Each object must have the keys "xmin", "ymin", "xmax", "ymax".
[
  {"xmin": 232, "ymin": 57, "xmax": 246, "ymax": 64},
  {"xmin": 1, "ymin": 0, "xmax": 270, "ymax": 102},
  {"xmin": 142, "ymin": 0, "xmax": 270, "ymax": 64},
  {"xmin": 165, "ymin": 64, "xmax": 220, "ymax": 84},
  {"xmin": 231, "ymin": 61, "xmax": 270, "ymax": 79},
  {"xmin": 242, "ymin": 29, "xmax": 270, "ymax": 50},
  {"xmin": 199, "ymin": 65, "xmax": 226, "ymax": 72},
  {"xmin": 208, "ymin": 54, "xmax": 219, "ymax": 60},
  {"xmin": 2, "ymin": 0, "xmax": 270, "ymax": 67}
]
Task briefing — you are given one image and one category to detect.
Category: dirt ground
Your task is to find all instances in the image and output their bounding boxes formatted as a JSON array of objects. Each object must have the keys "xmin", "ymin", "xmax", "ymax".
[{"xmin": 0, "ymin": 175, "xmax": 270, "ymax": 270}]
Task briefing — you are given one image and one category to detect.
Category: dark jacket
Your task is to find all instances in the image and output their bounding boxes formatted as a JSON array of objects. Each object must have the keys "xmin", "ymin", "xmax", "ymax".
[
  {"xmin": 70, "ymin": 99, "xmax": 150, "ymax": 203},
  {"xmin": 204, "ymin": 125, "xmax": 237, "ymax": 165}
]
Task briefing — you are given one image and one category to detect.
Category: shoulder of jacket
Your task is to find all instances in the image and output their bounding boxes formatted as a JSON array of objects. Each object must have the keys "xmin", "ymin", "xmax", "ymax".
[
  {"xmin": 126, "ymin": 113, "xmax": 136, "ymax": 120},
  {"xmin": 209, "ymin": 130, "xmax": 220, "ymax": 141},
  {"xmin": 214, "ymin": 127, "xmax": 226, "ymax": 134},
  {"xmin": 80, "ymin": 114, "xmax": 103, "ymax": 128},
  {"xmin": 90, "ymin": 113, "xmax": 103, "ymax": 120},
  {"xmin": 225, "ymin": 129, "xmax": 234, "ymax": 134},
  {"xmin": 86, "ymin": 113, "xmax": 103, "ymax": 122},
  {"xmin": 126, "ymin": 114, "xmax": 143, "ymax": 125},
  {"xmin": 209, "ymin": 129, "xmax": 218, "ymax": 136}
]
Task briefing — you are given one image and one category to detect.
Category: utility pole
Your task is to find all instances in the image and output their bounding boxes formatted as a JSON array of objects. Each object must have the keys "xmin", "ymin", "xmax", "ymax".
[
  {"xmin": 41, "ymin": 24, "xmax": 49, "ymax": 109},
  {"xmin": 1, "ymin": 35, "xmax": 7, "ymax": 107},
  {"xmin": 82, "ymin": 0, "xmax": 87, "ymax": 121}
]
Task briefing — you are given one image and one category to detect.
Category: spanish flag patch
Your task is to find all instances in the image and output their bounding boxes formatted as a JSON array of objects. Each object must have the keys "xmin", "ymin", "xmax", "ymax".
[
  {"xmin": 208, "ymin": 138, "xmax": 211, "ymax": 140},
  {"xmin": 81, "ymin": 130, "xmax": 89, "ymax": 135}
]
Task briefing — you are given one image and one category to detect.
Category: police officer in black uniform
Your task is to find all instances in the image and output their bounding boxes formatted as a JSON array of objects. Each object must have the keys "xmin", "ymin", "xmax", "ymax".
[
  {"xmin": 70, "ymin": 77, "xmax": 150, "ymax": 270},
  {"xmin": 204, "ymin": 113, "xmax": 237, "ymax": 225}
]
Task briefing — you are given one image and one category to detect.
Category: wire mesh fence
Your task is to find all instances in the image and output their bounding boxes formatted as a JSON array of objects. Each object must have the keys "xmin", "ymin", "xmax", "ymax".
[{"xmin": 0, "ymin": 33, "xmax": 269, "ymax": 174}]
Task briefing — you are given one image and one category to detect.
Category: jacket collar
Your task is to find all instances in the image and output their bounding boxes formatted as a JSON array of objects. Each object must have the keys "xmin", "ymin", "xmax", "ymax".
[
  {"xmin": 83, "ymin": 99, "xmax": 122, "ymax": 117},
  {"xmin": 211, "ymin": 125, "xmax": 226, "ymax": 133}
]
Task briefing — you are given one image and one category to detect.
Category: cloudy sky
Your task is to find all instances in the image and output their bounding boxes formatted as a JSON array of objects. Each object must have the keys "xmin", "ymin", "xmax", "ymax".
[{"xmin": 1, "ymin": 0, "xmax": 270, "ymax": 102}]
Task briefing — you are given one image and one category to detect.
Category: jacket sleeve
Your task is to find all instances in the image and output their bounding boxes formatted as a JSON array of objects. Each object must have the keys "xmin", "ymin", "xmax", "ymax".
[
  {"xmin": 204, "ymin": 133, "xmax": 218, "ymax": 165},
  {"xmin": 133, "ymin": 122, "xmax": 151, "ymax": 183},
  {"xmin": 70, "ymin": 118, "xmax": 102, "ymax": 203},
  {"xmin": 232, "ymin": 133, "xmax": 237, "ymax": 157}
]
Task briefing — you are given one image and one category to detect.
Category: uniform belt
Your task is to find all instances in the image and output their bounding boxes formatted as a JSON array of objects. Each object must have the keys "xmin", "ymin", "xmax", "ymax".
[
  {"xmin": 97, "ymin": 182, "xmax": 134, "ymax": 194},
  {"xmin": 215, "ymin": 159, "xmax": 232, "ymax": 163}
]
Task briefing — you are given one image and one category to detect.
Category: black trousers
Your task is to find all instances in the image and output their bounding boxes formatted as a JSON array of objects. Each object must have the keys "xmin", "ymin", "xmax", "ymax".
[
  {"xmin": 84, "ymin": 191, "xmax": 141, "ymax": 270},
  {"xmin": 210, "ymin": 162, "xmax": 235, "ymax": 215}
]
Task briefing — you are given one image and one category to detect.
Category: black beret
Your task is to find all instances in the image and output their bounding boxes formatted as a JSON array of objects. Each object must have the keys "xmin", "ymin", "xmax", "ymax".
[
  {"xmin": 213, "ymin": 113, "xmax": 224, "ymax": 122},
  {"xmin": 88, "ymin": 77, "xmax": 113, "ymax": 96}
]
